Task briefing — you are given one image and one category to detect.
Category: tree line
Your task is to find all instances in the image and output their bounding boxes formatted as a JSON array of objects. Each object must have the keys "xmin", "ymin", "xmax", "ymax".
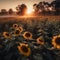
[{"xmin": 0, "ymin": 1, "xmax": 60, "ymax": 16}]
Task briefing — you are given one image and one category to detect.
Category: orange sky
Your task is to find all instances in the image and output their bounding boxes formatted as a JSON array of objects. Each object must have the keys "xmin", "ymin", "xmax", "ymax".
[{"xmin": 0, "ymin": 0, "xmax": 53, "ymax": 11}]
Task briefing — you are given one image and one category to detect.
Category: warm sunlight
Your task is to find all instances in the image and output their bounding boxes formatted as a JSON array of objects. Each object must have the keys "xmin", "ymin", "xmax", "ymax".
[{"xmin": 27, "ymin": 7, "xmax": 34, "ymax": 14}]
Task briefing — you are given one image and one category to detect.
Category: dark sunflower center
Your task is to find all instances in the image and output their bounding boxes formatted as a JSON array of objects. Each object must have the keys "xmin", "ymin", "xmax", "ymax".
[
  {"xmin": 25, "ymin": 33, "xmax": 30, "ymax": 37},
  {"xmin": 55, "ymin": 37, "xmax": 60, "ymax": 45},
  {"xmin": 14, "ymin": 25, "xmax": 17, "ymax": 27},
  {"xmin": 39, "ymin": 39, "xmax": 43, "ymax": 42},
  {"xmin": 15, "ymin": 30, "xmax": 20, "ymax": 34},
  {"xmin": 6, "ymin": 33, "xmax": 10, "ymax": 36},
  {"xmin": 21, "ymin": 45, "xmax": 28, "ymax": 52}
]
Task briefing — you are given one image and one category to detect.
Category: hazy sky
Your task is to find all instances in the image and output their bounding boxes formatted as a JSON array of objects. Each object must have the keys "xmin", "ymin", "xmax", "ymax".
[{"xmin": 0, "ymin": 0, "xmax": 54, "ymax": 11}]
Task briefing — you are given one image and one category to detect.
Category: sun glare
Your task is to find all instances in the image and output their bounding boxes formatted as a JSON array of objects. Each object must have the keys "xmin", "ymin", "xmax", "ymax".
[{"xmin": 27, "ymin": 7, "xmax": 34, "ymax": 14}]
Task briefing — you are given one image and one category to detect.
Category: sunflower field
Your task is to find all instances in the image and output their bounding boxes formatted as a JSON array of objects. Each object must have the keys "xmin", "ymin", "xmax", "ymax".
[{"xmin": 0, "ymin": 18, "xmax": 60, "ymax": 60}]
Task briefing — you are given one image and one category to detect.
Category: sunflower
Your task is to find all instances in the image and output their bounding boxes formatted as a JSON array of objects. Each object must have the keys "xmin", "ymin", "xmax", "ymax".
[
  {"xmin": 23, "ymin": 32, "xmax": 32, "ymax": 39},
  {"xmin": 13, "ymin": 24, "xmax": 19, "ymax": 29},
  {"xmin": 52, "ymin": 35, "xmax": 60, "ymax": 49},
  {"xmin": 14, "ymin": 29, "xmax": 21, "ymax": 36},
  {"xmin": 36, "ymin": 37, "xmax": 44, "ymax": 45},
  {"xmin": 17, "ymin": 26, "xmax": 23, "ymax": 33},
  {"xmin": 17, "ymin": 43, "xmax": 31, "ymax": 56},
  {"xmin": 3, "ymin": 32, "xmax": 11, "ymax": 39}
]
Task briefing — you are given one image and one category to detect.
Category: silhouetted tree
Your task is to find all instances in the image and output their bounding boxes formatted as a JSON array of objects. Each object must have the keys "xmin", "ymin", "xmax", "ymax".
[
  {"xmin": 16, "ymin": 5, "xmax": 21, "ymax": 15},
  {"xmin": 51, "ymin": 1, "xmax": 56, "ymax": 15},
  {"xmin": 8, "ymin": 8, "xmax": 14, "ymax": 15},
  {"xmin": 51, "ymin": 1, "xmax": 56, "ymax": 7},
  {"xmin": 55, "ymin": 0, "xmax": 60, "ymax": 15},
  {"xmin": 33, "ymin": 2, "xmax": 44, "ymax": 15},
  {"xmin": 33, "ymin": 4, "xmax": 37, "ymax": 11},
  {"xmin": 20, "ymin": 4, "xmax": 27, "ymax": 15},
  {"xmin": 33, "ymin": 4, "xmax": 38, "ymax": 15},
  {"xmin": 16, "ymin": 4, "xmax": 27, "ymax": 15},
  {"xmin": 33, "ymin": 1, "xmax": 56, "ymax": 16},
  {"xmin": 0, "ymin": 9, "xmax": 8, "ymax": 15}
]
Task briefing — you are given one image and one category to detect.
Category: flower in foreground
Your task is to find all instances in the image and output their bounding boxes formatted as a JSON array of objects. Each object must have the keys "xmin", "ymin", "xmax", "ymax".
[
  {"xmin": 36, "ymin": 37, "xmax": 44, "ymax": 45},
  {"xmin": 52, "ymin": 35, "xmax": 60, "ymax": 49},
  {"xmin": 14, "ymin": 29, "xmax": 21, "ymax": 36},
  {"xmin": 3, "ymin": 32, "xmax": 11, "ymax": 39},
  {"xmin": 23, "ymin": 32, "xmax": 32, "ymax": 40},
  {"xmin": 17, "ymin": 43, "xmax": 31, "ymax": 56},
  {"xmin": 17, "ymin": 26, "xmax": 23, "ymax": 33},
  {"xmin": 13, "ymin": 24, "xmax": 19, "ymax": 29}
]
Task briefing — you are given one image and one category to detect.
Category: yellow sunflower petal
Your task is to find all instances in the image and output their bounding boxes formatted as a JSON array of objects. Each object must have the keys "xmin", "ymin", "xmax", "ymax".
[
  {"xmin": 23, "ymin": 32, "xmax": 32, "ymax": 40},
  {"xmin": 36, "ymin": 37, "xmax": 44, "ymax": 45},
  {"xmin": 52, "ymin": 35, "xmax": 60, "ymax": 49},
  {"xmin": 17, "ymin": 43, "xmax": 31, "ymax": 56},
  {"xmin": 3, "ymin": 32, "xmax": 11, "ymax": 39},
  {"xmin": 13, "ymin": 24, "xmax": 19, "ymax": 29},
  {"xmin": 18, "ymin": 27, "xmax": 23, "ymax": 33}
]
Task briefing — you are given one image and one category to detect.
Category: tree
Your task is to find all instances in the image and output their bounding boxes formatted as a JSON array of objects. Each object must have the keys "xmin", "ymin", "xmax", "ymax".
[
  {"xmin": 8, "ymin": 8, "xmax": 14, "ymax": 15},
  {"xmin": 51, "ymin": 1, "xmax": 56, "ymax": 7},
  {"xmin": 33, "ymin": 4, "xmax": 38, "ymax": 15},
  {"xmin": 16, "ymin": 5, "xmax": 21, "ymax": 15},
  {"xmin": 0, "ymin": 9, "xmax": 8, "ymax": 15},
  {"xmin": 55, "ymin": 0, "xmax": 60, "ymax": 15},
  {"xmin": 50, "ymin": 1, "xmax": 56, "ymax": 15},
  {"xmin": 33, "ymin": 2, "xmax": 44, "ymax": 15},
  {"xmin": 20, "ymin": 4, "xmax": 27, "ymax": 15},
  {"xmin": 16, "ymin": 4, "xmax": 27, "ymax": 15}
]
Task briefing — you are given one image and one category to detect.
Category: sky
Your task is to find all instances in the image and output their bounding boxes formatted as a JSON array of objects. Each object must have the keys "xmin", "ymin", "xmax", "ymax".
[{"xmin": 0, "ymin": 0, "xmax": 54, "ymax": 11}]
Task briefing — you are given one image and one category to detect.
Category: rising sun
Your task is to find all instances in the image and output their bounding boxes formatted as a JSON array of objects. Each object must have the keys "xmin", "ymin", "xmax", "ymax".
[{"xmin": 27, "ymin": 7, "xmax": 34, "ymax": 14}]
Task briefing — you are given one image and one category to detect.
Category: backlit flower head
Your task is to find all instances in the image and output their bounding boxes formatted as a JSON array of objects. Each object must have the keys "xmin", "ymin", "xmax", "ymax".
[
  {"xmin": 17, "ymin": 43, "xmax": 31, "ymax": 56},
  {"xmin": 52, "ymin": 35, "xmax": 60, "ymax": 49}
]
